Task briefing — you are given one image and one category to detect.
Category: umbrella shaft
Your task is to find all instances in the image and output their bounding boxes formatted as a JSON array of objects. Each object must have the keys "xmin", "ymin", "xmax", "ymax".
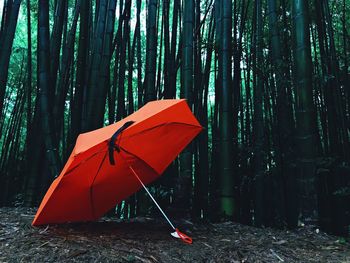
[{"xmin": 128, "ymin": 165, "xmax": 176, "ymax": 230}]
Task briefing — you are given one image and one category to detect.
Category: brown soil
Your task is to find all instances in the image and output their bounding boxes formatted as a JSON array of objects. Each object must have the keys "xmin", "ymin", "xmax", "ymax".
[{"xmin": 0, "ymin": 207, "xmax": 349, "ymax": 262}]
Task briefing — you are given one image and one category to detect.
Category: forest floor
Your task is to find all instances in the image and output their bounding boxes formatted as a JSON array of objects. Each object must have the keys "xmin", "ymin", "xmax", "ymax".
[{"xmin": 0, "ymin": 208, "xmax": 349, "ymax": 262}]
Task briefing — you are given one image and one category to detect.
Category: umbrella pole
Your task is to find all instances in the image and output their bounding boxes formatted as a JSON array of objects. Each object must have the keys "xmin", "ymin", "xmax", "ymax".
[
  {"xmin": 128, "ymin": 165, "xmax": 192, "ymax": 244},
  {"xmin": 128, "ymin": 166, "xmax": 175, "ymax": 229}
]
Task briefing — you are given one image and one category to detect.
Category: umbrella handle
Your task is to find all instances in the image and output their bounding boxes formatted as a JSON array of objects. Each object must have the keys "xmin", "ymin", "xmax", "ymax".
[
  {"xmin": 175, "ymin": 228, "xmax": 193, "ymax": 244},
  {"xmin": 108, "ymin": 121, "xmax": 134, "ymax": 165}
]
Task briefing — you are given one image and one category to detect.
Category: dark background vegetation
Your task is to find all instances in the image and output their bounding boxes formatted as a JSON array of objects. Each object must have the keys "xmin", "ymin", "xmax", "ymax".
[{"xmin": 0, "ymin": 0, "xmax": 349, "ymax": 237}]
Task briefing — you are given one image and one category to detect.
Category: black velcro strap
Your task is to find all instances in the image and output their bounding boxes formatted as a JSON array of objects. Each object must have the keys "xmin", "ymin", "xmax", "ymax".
[{"xmin": 108, "ymin": 121, "xmax": 134, "ymax": 165}]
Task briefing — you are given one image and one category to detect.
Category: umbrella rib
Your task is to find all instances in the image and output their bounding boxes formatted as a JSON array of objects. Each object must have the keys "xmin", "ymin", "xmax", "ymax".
[
  {"xmin": 121, "ymin": 122, "xmax": 202, "ymax": 141},
  {"xmin": 116, "ymin": 122, "xmax": 201, "ymax": 174},
  {"xmin": 119, "ymin": 146, "xmax": 160, "ymax": 176},
  {"xmin": 64, "ymin": 148, "xmax": 107, "ymax": 176},
  {"xmin": 89, "ymin": 152, "xmax": 107, "ymax": 220}
]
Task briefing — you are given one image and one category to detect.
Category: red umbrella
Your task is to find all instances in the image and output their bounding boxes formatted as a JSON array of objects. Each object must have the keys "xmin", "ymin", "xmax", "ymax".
[{"xmin": 32, "ymin": 99, "xmax": 202, "ymax": 244}]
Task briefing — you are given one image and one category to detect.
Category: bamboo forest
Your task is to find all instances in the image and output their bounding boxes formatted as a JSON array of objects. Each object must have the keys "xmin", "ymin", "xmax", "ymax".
[{"xmin": 0, "ymin": 0, "xmax": 350, "ymax": 259}]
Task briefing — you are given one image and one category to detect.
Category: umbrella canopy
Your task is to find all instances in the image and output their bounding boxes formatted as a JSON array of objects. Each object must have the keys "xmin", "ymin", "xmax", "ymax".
[{"xmin": 32, "ymin": 99, "xmax": 202, "ymax": 226}]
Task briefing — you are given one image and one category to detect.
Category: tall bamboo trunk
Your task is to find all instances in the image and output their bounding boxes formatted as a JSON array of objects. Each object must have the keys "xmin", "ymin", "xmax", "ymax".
[
  {"xmin": 0, "ymin": 0, "xmax": 21, "ymax": 116},
  {"xmin": 101, "ymin": 0, "xmax": 117, "ymax": 121},
  {"xmin": 50, "ymin": 0, "xmax": 66, "ymax": 95},
  {"xmin": 194, "ymin": 10, "xmax": 214, "ymax": 219},
  {"xmin": 116, "ymin": 0, "xmax": 130, "ymax": 120},
  {"xmin": 267, "ymin": 0, "xmax": 296, "ymax": 226},
  {"xmin": 218, "ymin": 0, "xmax": 234, "ymax": 218},
  {"xmin": 168, "ymin": 0, "xmax": 179, "ymax": 99},
  {"xmin": 127, "ymin": 13, "xmax": 137, "ymax": 115},
  {"xmin": 343, "ymin": 0, "xmax": 350, "ymax": 145},
  {"xmin": 70, "ymin": 0, "xmax": 90, "ymax": 146},
  {"xmin": 85, "ymin": 0, "xmax": 108, "ymax": 130},
  {"xmin": 38, "ymin": 0, "xmax": 61, "ymax": 180},
  {"xmin": 163, "ymin": 0, "xmax": 170, "ymax": 99},
  {"xmin": 26, "ymin": 0, "xmax": 32, "ymax": 141},
  {"xmin": 292, "ymin": 0, "xmax": 320, "ymax": 222},
  {"xmin": 144, "ymin": 0, "xmax": 157, "ymax": 102},
  {"xmin": 136, "ymin": 0, "xmax": 142, "ymax": 108},
  {"xmin": 253, "ymin": 0, "xmax": 265, "ymax": 227},
  {"xmin": 109, "ymin": 0, "xmax": 124, "ymax": 123},
  {"xmin": 192, "ymin": 0, "xmax": 202, "ymax": 217},
  {"xmin": 54, "ymin": 1, "xmax": 80, "ymax": 149},
  {"xmin": 175, "ymin": 0, "xmax": 194, "ymax": 214}
]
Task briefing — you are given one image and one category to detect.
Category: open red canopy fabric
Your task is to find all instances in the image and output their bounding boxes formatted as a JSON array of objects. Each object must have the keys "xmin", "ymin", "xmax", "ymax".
[{"xmin": 32, "ymin": 99, "xmax": 202, "ymax": 226}]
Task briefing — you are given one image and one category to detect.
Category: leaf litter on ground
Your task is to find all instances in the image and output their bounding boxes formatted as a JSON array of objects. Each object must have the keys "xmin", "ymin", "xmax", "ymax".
[{"xmin": 0, "ymin": 207, "xmax": 349, "ymax": 262}]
